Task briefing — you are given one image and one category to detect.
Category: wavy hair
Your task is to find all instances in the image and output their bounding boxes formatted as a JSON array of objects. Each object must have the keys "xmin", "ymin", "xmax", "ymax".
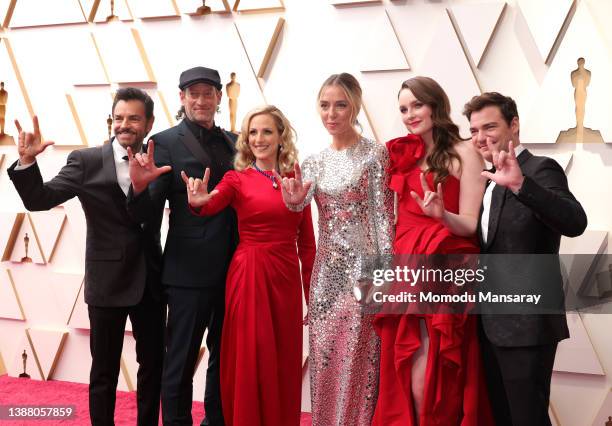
[
  {"xmin": 399, "ymin": 76, "xmax": 463, "ymax": 186},
  {"xmin": 233, "ymin": 105, "xmax": 298, "ymax": 175}
]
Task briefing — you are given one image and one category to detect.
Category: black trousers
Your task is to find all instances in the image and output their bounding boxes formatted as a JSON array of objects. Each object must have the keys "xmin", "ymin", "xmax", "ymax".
[
  {"xmin": 161, "ymin": 285, "xmax": 225, "ymax": 426},
  {"xmin": 88, "ymin": 289, "xmax": 165, "ymax": 426},
  {"xmin": 479, "ymin": 322, "xmax": 558, "ymax": 426}
]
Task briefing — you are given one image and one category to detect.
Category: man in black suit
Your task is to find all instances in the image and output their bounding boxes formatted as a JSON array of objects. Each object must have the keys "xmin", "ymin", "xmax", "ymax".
[
  {"xmin": 8, "ymin": 88, "xmax": 166, "ymax": 426},
  {"xmin": 127, "ymin": 66, "xmax": 237, "ymax": 426},
  {"xmin": 464, "ymin": 92, "xmax": 588, "ymax": 426}
]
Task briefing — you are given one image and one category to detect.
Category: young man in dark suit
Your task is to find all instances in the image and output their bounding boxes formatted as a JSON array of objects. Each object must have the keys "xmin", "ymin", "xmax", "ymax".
[
  {"xmin": 127, "ymin": 66, "xmax": 237, "ymax": 426},
  {"xmin": 8, "ymin": 88, "xmax": 165, "ymax": 426},
  {"xmin": 464, "ymin": 92, "xmax": 588, "ymax": 426}
]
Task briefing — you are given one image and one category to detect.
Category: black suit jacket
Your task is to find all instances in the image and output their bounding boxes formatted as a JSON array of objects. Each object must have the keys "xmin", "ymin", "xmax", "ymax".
[
  {"xmin": 8, "ymin": 142, "xmax": 162, "ymax": 307},
  {"xmin": 127, "ymin": 120, "xmax": 238, "ymax": 288},
  {"xmin": 478, "ymin": 149, "xmax": 587, "ymax": 347}
]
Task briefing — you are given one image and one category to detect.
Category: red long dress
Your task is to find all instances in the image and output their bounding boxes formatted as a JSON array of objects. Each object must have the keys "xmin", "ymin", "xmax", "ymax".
[
  {"xmin": 372, "ymin": 135, "xmax": 493, "ymax": 426},
  {"xmin": 194, "ymin": 168, "xmax": 316, "ymax": 426}
]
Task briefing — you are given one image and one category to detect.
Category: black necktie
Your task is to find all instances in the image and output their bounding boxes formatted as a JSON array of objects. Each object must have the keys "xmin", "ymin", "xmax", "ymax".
[{"xmin": 484, "ymin": 166, "xmax": 495, "ymax": 186}]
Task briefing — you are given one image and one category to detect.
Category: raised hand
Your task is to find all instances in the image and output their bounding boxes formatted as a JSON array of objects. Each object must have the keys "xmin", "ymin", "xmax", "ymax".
[
  {"xmin": 181, "ymin": 168, "xmax": 218, "ymax": 208},
  {"xmin": 128, "ymin": 140, "xmax": 172, "ymax": 194},
  {"xmin": 272, "ymin": 162, "xmax": 312, "ymax": 207},
  {"xmin": 15, "ymin": 116, "xmax": 54, "ymax": 165},
  {"xmin": 481, "ymin": 139, "xmax": 524, "ymax": 193},
  {"xmin": 410, "ymin": 172, "xmax": 445, "ymax": 220}
]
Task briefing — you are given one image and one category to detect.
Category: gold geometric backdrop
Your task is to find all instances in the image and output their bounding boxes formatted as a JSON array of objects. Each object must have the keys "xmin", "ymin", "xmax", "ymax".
[{"xmin": 1, "ymin": 1, "xmax": 611, "ymax": 424}]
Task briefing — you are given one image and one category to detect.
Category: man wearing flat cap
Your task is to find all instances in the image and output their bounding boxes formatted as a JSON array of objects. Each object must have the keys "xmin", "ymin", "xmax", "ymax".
[{"xmin": 128, "ymin": 66, "xmax": 238, "ymax": 426}]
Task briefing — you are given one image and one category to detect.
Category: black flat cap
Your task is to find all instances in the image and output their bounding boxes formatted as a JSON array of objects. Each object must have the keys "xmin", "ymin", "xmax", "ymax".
[{"xmin": 179, "ymin": 66, "xmax": 222, "ymax": 91}]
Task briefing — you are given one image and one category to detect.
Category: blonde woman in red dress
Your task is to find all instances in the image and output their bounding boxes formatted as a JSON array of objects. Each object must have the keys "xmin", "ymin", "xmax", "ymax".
[{"xmin": 183, "ymin": 105, "xmax": 316, "ymax": 426}]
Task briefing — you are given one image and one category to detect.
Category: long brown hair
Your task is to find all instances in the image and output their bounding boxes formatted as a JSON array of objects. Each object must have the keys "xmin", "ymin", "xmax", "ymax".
[{"xmin": 399, "ymin": 76, "xmax": 463, "ymax": 186}]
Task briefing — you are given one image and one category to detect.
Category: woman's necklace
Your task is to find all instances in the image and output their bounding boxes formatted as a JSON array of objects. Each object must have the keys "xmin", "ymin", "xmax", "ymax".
[{"xmin": 251, "ymin": 162, "xmax": 278, "ymax": 189}]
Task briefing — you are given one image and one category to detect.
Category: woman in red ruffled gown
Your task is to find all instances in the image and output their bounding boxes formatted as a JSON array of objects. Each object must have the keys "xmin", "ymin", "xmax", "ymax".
[
  {"xmin": 372, "ymin": 77, "xmax": 493, "ymax": 425},
  {"xmin": 183, "ymin": 105, "xmax": 316, "ymax": 426}
]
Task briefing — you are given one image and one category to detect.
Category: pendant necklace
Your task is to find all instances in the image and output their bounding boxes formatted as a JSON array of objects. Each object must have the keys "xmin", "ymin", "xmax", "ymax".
[{"xmin": 252, "ymin": 162, "xmax": 278, "ymax": 189}]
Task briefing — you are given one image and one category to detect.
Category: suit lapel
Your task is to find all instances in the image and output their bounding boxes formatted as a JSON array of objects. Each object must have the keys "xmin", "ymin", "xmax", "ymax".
[
  {"xmin": 484, "ymin": 148, "xmax": 532, "ymax": 250},
  {"xmin": 178, "ymin": 120, "xmax": 211, "ymax": 168}
]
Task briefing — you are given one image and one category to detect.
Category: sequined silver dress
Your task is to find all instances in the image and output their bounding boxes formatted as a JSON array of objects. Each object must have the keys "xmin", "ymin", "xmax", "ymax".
[{"xmin": 298, "ymin": 138, "xmax": 394, "ymax": 426}]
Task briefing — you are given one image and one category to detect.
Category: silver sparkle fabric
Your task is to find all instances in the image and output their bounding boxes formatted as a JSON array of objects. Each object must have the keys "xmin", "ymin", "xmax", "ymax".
[{"xmin": 302, "ymin": 138, "xmax": 394, "ymax": 426}]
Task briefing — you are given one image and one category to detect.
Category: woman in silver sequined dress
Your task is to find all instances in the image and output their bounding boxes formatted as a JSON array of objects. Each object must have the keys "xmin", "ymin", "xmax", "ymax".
[{"xmin": 276, "ymin": 73, "xmax": 394, "ymax": 425}]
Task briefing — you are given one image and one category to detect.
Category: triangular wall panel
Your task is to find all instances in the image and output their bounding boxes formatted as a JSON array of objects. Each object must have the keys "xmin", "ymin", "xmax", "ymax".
[
  {"xmin": 518, "ymin": 0, "xmax": 575, "ymax": 64},
  {"xmin": 68, "ymin": 281, "xmax": 90, "ymax": 330},
  {"xmin": 0, "ymin": 213, "xmax": 23, "ymax": 262},
  {"xmin": 9, "ymin": 0, "xmax": 86, "ymax": 28},
  {"xmin": 28, "ymin": 209, "xmax": 67, "ymax": 264},
  {"xmin": 9, "ymin": 332, "xmax": 43, "ymax": 380},
  {"xmin": 418, "ymin": 11, "xmax": 481, "ymax": 138},
  {"xmin": 234, "ymin": 16, "xmax": 285, "ymax": 79},
  {"xmin": 8, "ymin": 30, "xmax": 94, "ymax": 146},
  {"xmin": 360, "ymin": 71, "xmax": 411, "ymax": 144},
  {"xmin": 0, "ymin": 268, "xmax": 25, "ymax": 320},
  {"xmin": 9, "ymin": 214, "xmax": 45, "ymax": 264},
  {"xmin": 450, "ymin": 2, "xmax": 506, "ymax": 67},
  {"xmin": 93, "ymin": 27, "xmax": 156, "ymax": 83},
  {"xmin": 360, "ymin": 10, "xmax": 410, "ymax": 72},
  {"xmin": 26, "ymin": 328, "xmax": 69, "ymax": 380},
  {"xmin": 47, "ymin": 273, "xmax": 84, "ymax": 326},
  {"xmin": 554, "ymin": 313, "xmax": 604, "ymax": 375}
]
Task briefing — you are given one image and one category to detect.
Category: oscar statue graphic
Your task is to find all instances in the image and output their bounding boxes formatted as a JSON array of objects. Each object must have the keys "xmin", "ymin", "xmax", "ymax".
[
  {"xmin": 226, "ymin": 72, "xmax": 241, "ymax": 133},
  {"xmin": 557, "ymin": 57, "xmax": 604, "ymax": 143},
  {"xmin": 19, "ymin": 349, "xmax": 30, "ymax": 378},
  {"xmin": 20, "ymin": 233, "xmax": 32, "ymax": 263}
]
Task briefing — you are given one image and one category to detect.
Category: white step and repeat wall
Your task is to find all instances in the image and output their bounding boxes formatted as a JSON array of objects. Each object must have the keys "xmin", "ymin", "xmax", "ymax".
[{"xmin": 0, "ymin": 1, "xmax": 611, "ymax": 424}]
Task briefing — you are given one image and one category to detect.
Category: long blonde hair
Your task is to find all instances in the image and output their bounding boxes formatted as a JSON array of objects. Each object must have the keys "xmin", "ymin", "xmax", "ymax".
[{"xmin": 233, "ymin": 105, "xmax": 298, "ymax": 175}]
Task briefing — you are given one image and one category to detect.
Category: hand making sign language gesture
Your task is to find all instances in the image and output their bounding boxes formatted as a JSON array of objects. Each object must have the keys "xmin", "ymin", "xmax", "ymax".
[
  {"xmin": 127, "ymin": 140, "xmax": 172, "ymax": 194},
  {"xmin": 410, "ymin": 172, "xmax": 446, "ymax": 220},
  {"xmin": 480, "ymin": 138, "xmax": 524, "ymax": 193},
  {"xmin": 180, "ymin": 168, "xmax": 218, "ymax": 208},
  {"xmin": 272, "ymin": 162, "xmax": 312, "ymax": 207},
  {"xmin": 15, "ymin": 116, "xmax": 54, "ymax": 165}
]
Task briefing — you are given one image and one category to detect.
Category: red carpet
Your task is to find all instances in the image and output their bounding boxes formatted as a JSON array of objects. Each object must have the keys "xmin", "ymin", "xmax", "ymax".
[{"xmin": 0, "ymin": 375, "xmax": 312, "ymax": 425}]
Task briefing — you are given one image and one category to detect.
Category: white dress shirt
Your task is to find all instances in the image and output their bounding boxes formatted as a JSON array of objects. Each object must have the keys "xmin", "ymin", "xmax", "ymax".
[
  {"xmin": 112, "ymin": 141, "xmax": 130, "ymax": 196},
  {"xmin": 481, "ymin": 144, "xmax": 525, "ymax": 244}
]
